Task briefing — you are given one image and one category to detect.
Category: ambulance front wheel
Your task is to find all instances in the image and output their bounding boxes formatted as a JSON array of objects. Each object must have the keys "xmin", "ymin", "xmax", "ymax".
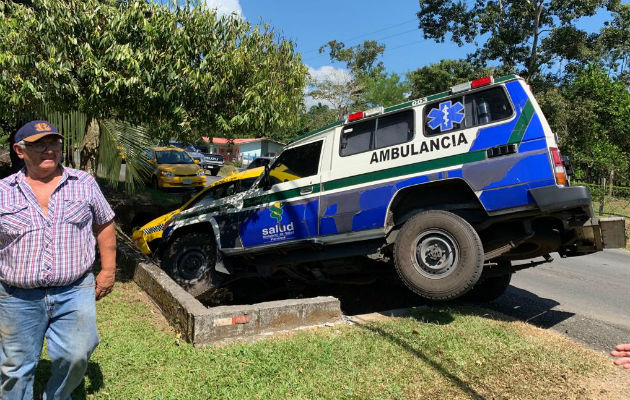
[
  {"xmin": 394, "ymin": 210, "xmax": 484, "ymax": 300},
  {"xmin": 162, "ymin": 232, "xmax": 223, "ymax": 297}
]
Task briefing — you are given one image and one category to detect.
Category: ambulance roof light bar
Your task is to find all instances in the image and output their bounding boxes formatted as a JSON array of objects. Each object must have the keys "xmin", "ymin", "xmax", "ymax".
[
  {"xmin": 471, "ymin": 76, "xmax": 494, "ymax": 88},
  {"xmin": 450, "ymin": 76, "xmax": 494, "ymax": 94},
  {"xmin": 346, "ymin": 106, "xmax": 384, "ymax": 123}
]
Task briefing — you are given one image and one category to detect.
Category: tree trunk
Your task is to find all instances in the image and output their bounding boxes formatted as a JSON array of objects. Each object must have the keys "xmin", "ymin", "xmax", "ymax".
[
  {"xmin": 527, "ymin": 1, "xmax": 545, "ymax": 82},
  {"xmin": 609, "ymin": 169, "xmax": 614, "ymax": 196},
  {"xmin": 80, "ymin": 117, "xmax": 100, "ymax": 175}
]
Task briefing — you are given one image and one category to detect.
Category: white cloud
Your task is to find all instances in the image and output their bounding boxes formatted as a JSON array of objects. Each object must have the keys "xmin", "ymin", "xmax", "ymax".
[
  {"xmin": 204, "ymin": 0, "xmax": 244, "ymax": 19},
  {"xmin": 305, "ymin": 65, "xmax": 353, "ymax": 109},
  {"xmin": 307, "ymin": 65, "xmax": 353, "ymax": 85}
]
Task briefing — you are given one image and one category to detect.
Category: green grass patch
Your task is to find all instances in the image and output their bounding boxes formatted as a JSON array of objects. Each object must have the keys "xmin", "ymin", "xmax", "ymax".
[{"xmin": 33, "ymin": 282, "xmax": 627, "ymax": 399}]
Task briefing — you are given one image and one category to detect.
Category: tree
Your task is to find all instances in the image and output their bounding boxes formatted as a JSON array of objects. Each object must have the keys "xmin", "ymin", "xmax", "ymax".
[
  {"xmin": 0, "ymin": 0, "xmax": 307, "ymax": 185},
  {"xmin": 537, "ymin": 65, "xmax": 630, "ymax": 185},
  {"xmin": 407, "ymin": 59, "xmax": 493, "ymax": 99},
  {"xmin": 358, "ymin": 72, "xmax": 409, "ymax": 109},
  {"xmin": 598, "ymin": 3, "xmax": 630, "ymax": 84},
  {"xmin": 319, "ymin": 40, "xmax": 385, "ymax": 79},
  {"xmin": 308, "ymin": 68, "xmax": 363, "ymax": 119},
  {"xmin": 309, "ymin": 39, "xmax": 405, "ymax": 119},
  {"xmin": 416, "ymin": 0, "xmax": 612, "ymax": 82}
]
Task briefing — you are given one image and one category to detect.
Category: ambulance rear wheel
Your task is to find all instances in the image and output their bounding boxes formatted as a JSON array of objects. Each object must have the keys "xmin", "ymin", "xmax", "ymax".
[
  {"xmin": 463, "ymin": 271, "xmax": 512, "ymax": 302},
  {"xmin": 394, "ymin": 210, "xmax": 484, "ymax": 300},
  {"xmin": 163, "ymin": 232, "xmax": 223, "ymax": 297}
]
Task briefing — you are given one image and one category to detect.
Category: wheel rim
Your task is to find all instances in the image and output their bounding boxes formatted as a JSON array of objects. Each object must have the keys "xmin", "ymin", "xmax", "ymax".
[
  {"xmin": 411, "ymin": 229, "xmax": 459, "ymax": 279},
  {"xmin": 177, "ymin": 249, "xmax": 207, "ymax": 281}
]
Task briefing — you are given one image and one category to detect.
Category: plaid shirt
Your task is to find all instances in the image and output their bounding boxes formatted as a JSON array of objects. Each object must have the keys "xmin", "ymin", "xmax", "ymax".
[{"xmin": 0, "ymin": 167, "xmax": 115, "ymax": 288}]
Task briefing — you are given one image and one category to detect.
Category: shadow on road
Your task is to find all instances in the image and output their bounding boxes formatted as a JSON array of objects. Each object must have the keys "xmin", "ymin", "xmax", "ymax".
[{"xmin": 480, "ymin": 286, "xmax": 575, "ymax": 329}]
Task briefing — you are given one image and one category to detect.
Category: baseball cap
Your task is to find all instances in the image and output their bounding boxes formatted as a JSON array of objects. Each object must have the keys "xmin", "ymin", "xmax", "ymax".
[{"xmin": 15, "ymin": 120, "xmax": 63, "ymax": 143}]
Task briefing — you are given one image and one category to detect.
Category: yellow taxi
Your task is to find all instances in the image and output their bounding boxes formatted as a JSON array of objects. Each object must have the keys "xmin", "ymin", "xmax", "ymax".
[
  {"xmin": 132, "ymin": 167, "xmax": 264, "ymax": 255},
  {"xmin": 144, "ymin": 147, "xmax": 206, "ymax": 190}
]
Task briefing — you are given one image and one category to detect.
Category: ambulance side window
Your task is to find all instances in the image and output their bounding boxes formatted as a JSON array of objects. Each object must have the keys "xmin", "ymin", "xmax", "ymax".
[
  {"xmin": 423, "ymin": 87, "xmax": 513, "ymax": 136},
  {"xmin": 374, "ymin": 110, "xmax": 414, "ymax": 149},
  {"xmin": 423, "ymin": 96, "xmax": 464, "ymax": 136},
  {"xmin": 340, "ymin": 120, "xmax": 375, "ymax": 156},
  {"xmin": 464, "ymin": 87, "xmax": 512, "ymax": 127},
  {"xmin": 268, "ymin": 140, "xmax": 323, "ymax": 185},
  {"xmin": 340, "ymin": 110, "xmax": 414, "ymax": 156}
]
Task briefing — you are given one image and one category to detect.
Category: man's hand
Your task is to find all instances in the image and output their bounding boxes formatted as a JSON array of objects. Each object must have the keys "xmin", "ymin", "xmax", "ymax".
[
  {"xmin": 611, "ymin": 344, "xmax": 630, "ymax": 369},
  {"xmin": 95, "ymin": 268, "xmax": 115, "ymax": 300}
]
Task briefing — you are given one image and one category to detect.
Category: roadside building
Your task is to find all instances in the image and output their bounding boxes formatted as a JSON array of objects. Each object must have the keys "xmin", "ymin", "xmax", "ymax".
[{"xmin": 202, "ymin": 137, "xmax": 284, "ymax": 164}]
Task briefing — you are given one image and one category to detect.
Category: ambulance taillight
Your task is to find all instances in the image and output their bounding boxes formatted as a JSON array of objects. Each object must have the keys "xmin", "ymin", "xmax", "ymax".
[{"xmin": 550, "ymin": 147, "xmax": 568, "ymax": 186}]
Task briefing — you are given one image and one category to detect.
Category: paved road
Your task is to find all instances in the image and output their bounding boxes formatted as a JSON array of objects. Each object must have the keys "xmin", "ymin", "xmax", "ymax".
[{"xmin": 484, "ymin": 249, "xmax": 630, "ymax": 352}]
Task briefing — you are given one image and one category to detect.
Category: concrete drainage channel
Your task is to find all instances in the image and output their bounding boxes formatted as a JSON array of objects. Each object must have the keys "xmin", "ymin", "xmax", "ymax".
[{"xmin": 118, "ymin": 242, "xmax": 343, "ymax": 346}]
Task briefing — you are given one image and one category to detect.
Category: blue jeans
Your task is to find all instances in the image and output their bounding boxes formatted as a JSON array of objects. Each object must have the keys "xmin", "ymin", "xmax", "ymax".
[{"xmin": 0, "ymin": 273, "xmax": 99, "ymax": 400}]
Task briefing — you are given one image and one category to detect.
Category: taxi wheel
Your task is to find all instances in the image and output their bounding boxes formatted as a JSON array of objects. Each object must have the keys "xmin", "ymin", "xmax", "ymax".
[
  {"xmin": 163, "ymin": 232, "xmax": 223, "ymax": 297},
  {"xmin": 394, "ymin": 210, "xmax": 484, "ymax": 301}
]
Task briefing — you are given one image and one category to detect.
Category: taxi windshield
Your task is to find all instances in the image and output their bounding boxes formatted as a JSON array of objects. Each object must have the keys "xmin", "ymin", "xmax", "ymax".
[{"xmin": 156, "ymin": 150, "xmax": 194, "ymax": 164}]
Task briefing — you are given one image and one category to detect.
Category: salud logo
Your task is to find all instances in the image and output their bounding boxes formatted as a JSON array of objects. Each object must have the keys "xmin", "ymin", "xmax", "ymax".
[
  {"xmin": 427, "ymin": 100, "xmax": 465, "ymax": 132},
  {"xmin": 269, "ymin": 202, "xmax": 283, "ymax": 223}
]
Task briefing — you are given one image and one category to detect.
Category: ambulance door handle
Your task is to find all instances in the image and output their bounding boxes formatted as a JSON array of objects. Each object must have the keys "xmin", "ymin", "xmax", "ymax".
[{"xmin": 300, "ymin": 186, "xmax": 313, "ymax": 195}]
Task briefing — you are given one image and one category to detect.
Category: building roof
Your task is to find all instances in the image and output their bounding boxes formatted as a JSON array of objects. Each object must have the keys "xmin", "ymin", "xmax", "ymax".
[{"xmin": 202, "ymin": 137, "xmax": 285, "ymax": 146}]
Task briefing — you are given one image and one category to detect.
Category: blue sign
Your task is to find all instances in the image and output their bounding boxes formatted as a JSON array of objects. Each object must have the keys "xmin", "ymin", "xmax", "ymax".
[{"xmin": 427, "ymin": 101, "xmax": 465, "ymax": 132}]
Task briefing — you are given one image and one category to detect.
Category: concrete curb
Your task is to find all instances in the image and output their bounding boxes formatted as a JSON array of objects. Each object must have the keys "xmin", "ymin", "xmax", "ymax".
[{"xmin": 118, "ymin": 242, "xmax": 342, "ymax": 346}]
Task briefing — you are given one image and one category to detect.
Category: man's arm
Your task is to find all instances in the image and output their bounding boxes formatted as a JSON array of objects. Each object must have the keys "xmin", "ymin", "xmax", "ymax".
[{"xmin": 94, "ymin": 220, "xmax": 116, "ymax": 300}]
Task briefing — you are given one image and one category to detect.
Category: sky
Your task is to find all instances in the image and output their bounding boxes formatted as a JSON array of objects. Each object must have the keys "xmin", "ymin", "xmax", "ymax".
[
  {"xmin": 202, "ymin": 0, "xmax": 616, "ymax": 106},
  {"xmin": 208, "ymin": 1, "xmax": 613, "ymax": 73}
]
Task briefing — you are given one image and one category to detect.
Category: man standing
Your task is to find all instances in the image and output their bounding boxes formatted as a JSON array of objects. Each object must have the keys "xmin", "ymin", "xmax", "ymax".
[{"xmin": 0, "ymin": 121, "xmax": 116, "ymax": 399}]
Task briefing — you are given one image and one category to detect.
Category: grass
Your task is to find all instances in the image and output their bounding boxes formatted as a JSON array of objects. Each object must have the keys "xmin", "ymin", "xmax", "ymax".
[{"xmin": 31, "ymin": 278, "xmax": 628, "ymax": 400}]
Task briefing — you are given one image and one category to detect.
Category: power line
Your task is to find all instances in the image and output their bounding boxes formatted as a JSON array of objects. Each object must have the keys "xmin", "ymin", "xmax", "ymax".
[
  {"xmin": 300, "ymin": 18, "xmax": 419, "ymax": 56},
  {"xmin": 302, "ymin": 27, "xmax": 421, "ymax": 64}
]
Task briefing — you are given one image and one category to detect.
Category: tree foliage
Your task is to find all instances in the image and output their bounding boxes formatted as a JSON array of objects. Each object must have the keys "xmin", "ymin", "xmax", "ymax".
[
  {"xmin": 1, "ymin": 0, "xmax": 307, "ymax": 137},
  {"xmin": 358, "ymin": 72, "xmax": 409, "ymax": 109},
  {"xmin": 319, "ymin": 40, "xmax": 385, "ymax": 78},
  {"xmin": 0, "ymin": 0, "xmax": 307, "ymax": 184},
  {"xmin": 309, "ymin": 39, "xmax": 408, "ymax": 120},
  {"xmin": 538, "ymin": 65, "xmax": 630, "ymax": 185},
  {"xmin": 416, "ymin": 0, "xmax": 612, "ymax": 81},
  {"xmin": 598, "ymin": 3, "xmax": 630, "ymax": 84},
  {"xmin": 308, "ymin": 68, "xmax": 362, "ymax": 119},
  {"xmin": 407, "ymin": 59, "xmax": 493, "ymax": 99}
]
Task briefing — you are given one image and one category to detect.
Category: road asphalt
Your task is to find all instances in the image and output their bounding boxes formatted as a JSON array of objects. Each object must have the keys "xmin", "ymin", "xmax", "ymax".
[{"xmin": 484, "ymin": 249, "xmax": 629, "ymax": 353}]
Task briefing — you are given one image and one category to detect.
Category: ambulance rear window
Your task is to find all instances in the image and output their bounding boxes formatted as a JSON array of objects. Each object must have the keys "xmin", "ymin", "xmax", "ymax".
[{"xmin": 423, "ymin": 87, "xmax": 513, "ymax": 136}]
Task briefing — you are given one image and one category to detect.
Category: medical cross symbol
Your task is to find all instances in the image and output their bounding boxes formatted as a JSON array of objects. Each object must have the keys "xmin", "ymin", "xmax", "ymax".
[{"xmin": 427, "ymin": 101, "xmax": 465, "ymax": 132}]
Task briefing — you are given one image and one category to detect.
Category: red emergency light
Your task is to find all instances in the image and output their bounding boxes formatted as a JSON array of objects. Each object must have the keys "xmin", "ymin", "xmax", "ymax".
[
  {"xmin": 471, "ymin": 76, "xmax": 494, "ymax": 88},
  {"xmin": 348, "ymin": 111, "xmax": 364, "ymax": 122}
]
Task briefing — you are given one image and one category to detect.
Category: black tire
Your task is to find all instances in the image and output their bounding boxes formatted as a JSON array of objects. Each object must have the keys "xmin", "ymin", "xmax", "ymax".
[
  {"xmin": 463, "ymin": 272, "xmax": 512, "ymax": 302},
  {"xmin": 162, "ymin": 232, "xmax": 222, "ymax": 297},
  {"xmin": 210, "ymin": 168, "xmax": 219, "ymax": 176},
  {"xmin": 393, "ymin": 210, "xmax": 484, "ymax": 300}
]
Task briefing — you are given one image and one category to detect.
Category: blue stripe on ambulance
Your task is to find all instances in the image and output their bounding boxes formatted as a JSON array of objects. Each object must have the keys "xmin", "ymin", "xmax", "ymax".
[
  {"xmin": 479, "ymin": 178, "xmax": 556, "ymax": 210},
  {"xmin": 520, "ymin": 113, "xmax": 545, "ymax": 142}
]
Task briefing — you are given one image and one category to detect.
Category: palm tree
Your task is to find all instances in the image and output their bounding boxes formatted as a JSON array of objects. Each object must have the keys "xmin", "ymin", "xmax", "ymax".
[{"xmin": 43, "ymin": 108, "xmax": 154, "ymax": 192}]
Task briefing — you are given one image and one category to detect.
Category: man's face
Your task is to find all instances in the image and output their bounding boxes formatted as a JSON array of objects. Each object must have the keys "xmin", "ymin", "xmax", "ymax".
[{"xmin": 14, "ymin": 136, "xmax": 63, "ymax": 174}]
